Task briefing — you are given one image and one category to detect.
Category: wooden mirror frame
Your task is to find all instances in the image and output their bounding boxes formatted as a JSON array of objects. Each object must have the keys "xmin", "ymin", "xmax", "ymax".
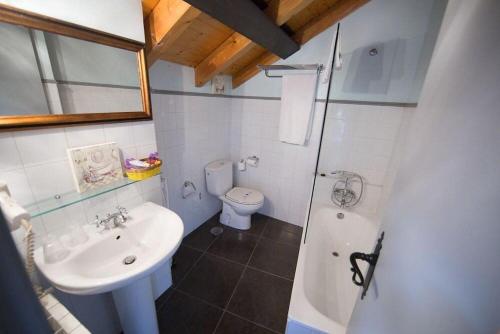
[{"xmin": 0, "ymin": 4, "xmax": 152, "ymax": 130}]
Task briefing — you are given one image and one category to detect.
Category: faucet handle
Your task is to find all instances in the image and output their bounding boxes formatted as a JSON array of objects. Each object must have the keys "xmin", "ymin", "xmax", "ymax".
[
  {"xmin": 117, "ymin": 206, "xmax": 128, "ymax": 223},
  {"xmin": 117, "ymin": 206, "xmax": 128, "ymax": 215}
]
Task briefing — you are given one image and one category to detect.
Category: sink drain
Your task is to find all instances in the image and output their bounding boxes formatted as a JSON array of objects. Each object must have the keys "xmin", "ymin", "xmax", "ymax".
[{"xmin": 123, "ymin": 255, "xmax": 136, "ymax": 265}]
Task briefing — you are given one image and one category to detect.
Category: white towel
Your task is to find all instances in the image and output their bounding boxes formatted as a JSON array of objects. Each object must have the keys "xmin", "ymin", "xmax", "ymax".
[{"xmin": 279, "ymin": 73, "xmax": 318, "ymax": 145}]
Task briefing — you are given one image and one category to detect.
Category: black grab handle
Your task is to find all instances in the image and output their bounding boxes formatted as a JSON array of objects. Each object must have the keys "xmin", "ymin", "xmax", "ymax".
[
  {"xmin": 349, "ymin": 231, "xmax": 384, "ymax": 299},
  {"xmin": 350, "ymin": 252, "xmax": 378, "ymax": 286}
]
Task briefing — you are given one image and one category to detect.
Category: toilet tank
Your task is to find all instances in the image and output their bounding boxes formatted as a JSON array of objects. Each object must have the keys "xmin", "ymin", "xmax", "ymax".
[{"xmin": 205, "ymin": 160, "xmax": 233, "ymax": 196}]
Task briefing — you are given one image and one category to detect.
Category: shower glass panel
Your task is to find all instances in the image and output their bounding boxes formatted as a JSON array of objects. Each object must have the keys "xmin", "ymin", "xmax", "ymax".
[
  {"xmin": 306, "ymin": 0, "xmax": 447, "ymax": 235},
  {"xmin": 330, "ymin": 0, "xmax": 447, "ymax": 104}
]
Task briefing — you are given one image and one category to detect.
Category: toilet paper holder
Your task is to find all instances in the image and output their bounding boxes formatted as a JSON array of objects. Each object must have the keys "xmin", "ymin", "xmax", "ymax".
[{"xmin": 246, "ymin": 156, "xmax": 259, "ymax": 167}]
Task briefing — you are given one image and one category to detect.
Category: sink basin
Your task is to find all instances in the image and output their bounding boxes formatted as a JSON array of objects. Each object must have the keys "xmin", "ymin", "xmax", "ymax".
[{"xmin": 35, "ymin": 201, "xmax": 183, "ymax": 333}]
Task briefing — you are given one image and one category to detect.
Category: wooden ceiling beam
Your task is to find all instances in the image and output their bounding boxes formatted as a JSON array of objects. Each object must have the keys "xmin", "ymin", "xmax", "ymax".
[
  {"xmin": 194, "ymin": 0, "xmax": 315, "ymax": 87},
  {"xmin": 184, "ymin": 0, "xmax": 300, "ymax": 59},
  {"xmin": 145, "ymin": 0, "xmax": 202, "ymax": 66},
  {"xmin": 232, "ymin": 0, "xmax": 369, "ymax": 88},
  {"xmin": 142, "ymin": 0, "xmax": 160, "ymax": 17}
]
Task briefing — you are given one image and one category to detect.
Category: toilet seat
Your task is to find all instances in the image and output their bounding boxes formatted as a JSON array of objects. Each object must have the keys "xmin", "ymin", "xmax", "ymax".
[{"xmin": 225, "ymin": 187, "xmax": 264, "ymax": 205}]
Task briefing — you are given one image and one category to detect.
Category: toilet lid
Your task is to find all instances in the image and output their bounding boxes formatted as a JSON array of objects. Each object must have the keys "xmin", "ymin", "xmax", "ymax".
[{"xmin": 226, "ymin": 187, "xmax": 264, "ymax": 205}]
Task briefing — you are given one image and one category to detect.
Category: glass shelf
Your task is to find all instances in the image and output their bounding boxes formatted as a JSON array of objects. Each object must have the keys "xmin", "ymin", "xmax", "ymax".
[{"xmin": 26, "ymin": 178, "xmax": 143, "ymax": 218}]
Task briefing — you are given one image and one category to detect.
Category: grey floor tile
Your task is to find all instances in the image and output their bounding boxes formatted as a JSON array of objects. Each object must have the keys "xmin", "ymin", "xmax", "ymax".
[
  {"xmin": 262, "ymin": 219, "xmax": 303, "ymax": 246},
  {"xmin": 207, "ymin": 229, "xmax": 258, "ymax": 264},
  {"xmin": 227, "ymin": 268, "xmax": 293, "ymax": 333},
  {"xmin": 215, "ymin": 312, "xmax": 275, "ymax": 334},
  {"xmin": 182, "ymin": 217, "xmax": 220, "ymax": 251},
  {"xmin": 157, "ymin": 291, "xmax": 222, "ymax": 334},
  {"xmin": 178, "ymin": 254, "xmax": 244, "ymax": 308},
  {"xmin": 172, "ymin": 245, "xmax": 203, "ymax": 285},
  {"xmin": 249, "ymin": 238, "xmax": 299, "ymax": 279}
]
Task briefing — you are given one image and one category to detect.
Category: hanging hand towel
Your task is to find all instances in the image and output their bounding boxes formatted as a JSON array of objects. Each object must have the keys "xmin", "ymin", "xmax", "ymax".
[{"xmin": 279, "ymin": 72, "xmax": 319, "ymax": 145}]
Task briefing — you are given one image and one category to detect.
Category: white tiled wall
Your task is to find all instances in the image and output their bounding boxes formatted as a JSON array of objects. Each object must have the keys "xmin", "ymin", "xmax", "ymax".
[
  {"xmin": 55, "ymin": 84, "xmax": 142, "ymax": 114},
  {"xmin": 0, "ymin": 120, "xmax": 161, "ymax": 334},
  {"xmin": 228, "ymin": 99, "xmax": 412, "ymax": 226},
  {"xmin": 0, "ymin": 121, "xmax": 160, "ymax": 241},
  {"xmin": 229, "ymin": 98, "xmax": 323, "ymax": 226},
  {"xmin": 153, "ymin": 93, "xmax": 413, "ymax": 228},
  {"xmin": 153, "ymin": 93, "xmax": 231, "ymax": 235},
  {"xmin": 312, "ymin": 103, "xmax": 414, "ymax": 219}
]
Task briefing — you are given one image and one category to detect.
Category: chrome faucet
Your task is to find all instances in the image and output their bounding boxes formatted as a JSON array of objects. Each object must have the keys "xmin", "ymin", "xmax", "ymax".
[
  {"xmin": 94, "ymin": 206, "xmax": 128, "ymax": 230},
  {"xmin": 330, "ymin": 171, "xmax": 364, "ymax": 209}
]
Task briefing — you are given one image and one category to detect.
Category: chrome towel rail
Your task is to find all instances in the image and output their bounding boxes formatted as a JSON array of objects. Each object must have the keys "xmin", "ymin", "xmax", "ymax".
[{"xmin": 257, "ymin": 64, "xmax": 323, "ymax": 78}]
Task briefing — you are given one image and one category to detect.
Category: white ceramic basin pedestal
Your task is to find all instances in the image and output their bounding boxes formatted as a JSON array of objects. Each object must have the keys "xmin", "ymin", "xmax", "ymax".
[
  {"xmin": 113, "ymin": 276, "xmax": 158, "ymax": 334},
  {"xmin": 35, "ymin": 202, "xmax": 184, "ymax": 334}
]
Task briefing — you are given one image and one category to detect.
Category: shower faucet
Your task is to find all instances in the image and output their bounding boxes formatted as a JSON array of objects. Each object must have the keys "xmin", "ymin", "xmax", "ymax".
[{"xmin": 330, "ymin": 170, "xmax": 364, "ymax": 209}]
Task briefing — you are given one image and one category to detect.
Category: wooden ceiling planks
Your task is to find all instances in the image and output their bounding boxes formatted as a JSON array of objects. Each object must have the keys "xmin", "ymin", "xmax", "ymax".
[
  {"xmin": 157, "ymin": 13, "xmax": 234, "ymax": 67},
  {"xmin": 142, "ymin": 0, "xmax": 368, "ymax": 87}
]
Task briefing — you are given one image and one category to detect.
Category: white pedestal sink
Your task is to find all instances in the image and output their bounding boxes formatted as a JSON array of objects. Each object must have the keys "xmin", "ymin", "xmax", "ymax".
[{"xmin": 35, "ymin": 202, "xmax": 184, "ymax": 334}]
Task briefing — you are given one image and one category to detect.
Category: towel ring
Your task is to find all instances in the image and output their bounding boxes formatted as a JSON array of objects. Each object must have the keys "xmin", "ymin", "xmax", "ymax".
[{"xmin": 182, "ymin": 181, "xmax": 197, "ymax": 199}]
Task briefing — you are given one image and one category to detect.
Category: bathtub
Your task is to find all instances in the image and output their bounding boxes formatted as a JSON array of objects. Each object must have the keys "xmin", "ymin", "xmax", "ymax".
[{"xmin": 287, "ymin": 206, "xmax": 378, "ymax": 334}]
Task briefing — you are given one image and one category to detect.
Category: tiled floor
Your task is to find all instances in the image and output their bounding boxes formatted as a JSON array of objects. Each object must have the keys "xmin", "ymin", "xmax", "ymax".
[{"xmin": 156, "ymin": 213, "xmax": 303, "ymax": 334}]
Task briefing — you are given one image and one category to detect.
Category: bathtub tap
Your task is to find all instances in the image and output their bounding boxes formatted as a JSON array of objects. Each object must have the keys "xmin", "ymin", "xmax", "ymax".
[{"xmin": 330, "ymin": 170, "xmax": 364, "ymax": 208}]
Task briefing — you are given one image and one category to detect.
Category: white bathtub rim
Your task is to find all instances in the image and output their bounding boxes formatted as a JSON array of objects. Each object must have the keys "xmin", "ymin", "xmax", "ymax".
[{"xmin": 288, "ymin": 233, "xmax": 346, "ymax": 334}]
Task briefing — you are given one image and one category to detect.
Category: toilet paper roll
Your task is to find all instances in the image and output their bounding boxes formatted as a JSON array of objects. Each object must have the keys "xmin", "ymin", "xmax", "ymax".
[
  {"xmin": 246, "ymin": 156, "xmax": 259, "ymax": 167},
  {"xmin": 238, "ymin": 159, "xmax": 246, "ymax": 171}
]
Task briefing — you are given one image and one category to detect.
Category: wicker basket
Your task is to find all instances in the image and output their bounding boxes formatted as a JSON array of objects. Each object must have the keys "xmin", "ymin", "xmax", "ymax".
[{"xmin": 125, "ymin": 160, "xmax": 162, "ymax": 181}]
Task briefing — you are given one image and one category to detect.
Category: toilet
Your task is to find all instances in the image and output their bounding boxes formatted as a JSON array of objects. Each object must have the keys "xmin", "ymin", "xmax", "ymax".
[{"xmin": 205, "ymin": 160, "xmax": 264, "ymax": 230}]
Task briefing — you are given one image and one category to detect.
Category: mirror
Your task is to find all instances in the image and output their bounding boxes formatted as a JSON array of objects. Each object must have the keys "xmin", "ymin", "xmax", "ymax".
[{"xmin": 0, "ymin": 4, "xmax": 151, "ymax": 129}]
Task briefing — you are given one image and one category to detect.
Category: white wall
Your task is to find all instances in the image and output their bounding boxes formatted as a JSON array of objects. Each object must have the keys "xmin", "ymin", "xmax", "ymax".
[
  {"xmin": 329, "ymin": 0, "xmax": 446, "ymax": 103},
  {"xmin": 153, "ymin": 93, "xmax": 231, "ymax": 235},
  {"xmin": 0, "ymin": 0, "xmax": 145, "ymax": 43},
  {"xmin": 348, "ymin": 1, "xmax": 500, "ymax": 333},
  {"xmin": 151, "ymin": 90, "xmax": 414, "ymax": 228},
  {"xmin": 229, "ymin": 99, "xmax": 323, "ymax": 225},
  {"xmin": 312, "ymin": 103, "xmax": 414, "ymax": 220}
]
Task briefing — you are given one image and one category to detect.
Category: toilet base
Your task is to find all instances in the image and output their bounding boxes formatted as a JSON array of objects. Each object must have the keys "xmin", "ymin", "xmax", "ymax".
[{"xmin": 219, "ymin": 202, "xmax": 251, "ymax": 230}]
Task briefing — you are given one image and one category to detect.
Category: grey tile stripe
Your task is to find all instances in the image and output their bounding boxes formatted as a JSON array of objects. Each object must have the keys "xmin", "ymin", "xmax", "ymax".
[
  {"xmin": 38, "ymin": 81, "xmax": 417, "ymax": 107},
  {"xmin": 150, "ymin": 89, "xmax": 418, "ymax": 107},
  {"xmin": 151, "ymin": 89, "xmax": 281, "ymax": 101},
  {"xmin": 39, "ymin": 80, "xmax": 417, "ymax": 107},
  {"xmin": 42, "ymin": 79, "xmax": 140, "ymax": 90}
]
